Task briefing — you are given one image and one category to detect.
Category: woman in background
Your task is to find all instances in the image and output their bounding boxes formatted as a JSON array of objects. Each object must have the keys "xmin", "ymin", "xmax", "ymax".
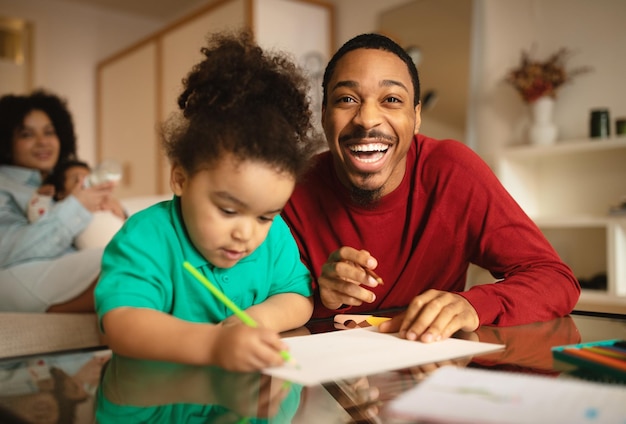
[{"xmin": 0, "ymin": 89, "xmax": 123, "ymax": 312}]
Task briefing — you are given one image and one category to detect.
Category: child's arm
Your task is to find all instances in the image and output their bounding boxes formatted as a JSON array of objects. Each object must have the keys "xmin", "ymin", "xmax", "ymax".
[
  {"xmin": 101, "ymin": 307, "xmax": 288, "ymax": 371},
  {"xmin": 244, "ymin": 293, "xmax": 313, "ymax": 332}
]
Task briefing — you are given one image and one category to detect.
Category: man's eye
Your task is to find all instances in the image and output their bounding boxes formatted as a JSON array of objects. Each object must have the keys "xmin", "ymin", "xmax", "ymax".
[
  {"xmin": 385, "ymin": 96, "xmax": 402, "ymax": 103},
  {"xmin": 338, "ymin": 96, "xmax": 356, "ymax": 103}
]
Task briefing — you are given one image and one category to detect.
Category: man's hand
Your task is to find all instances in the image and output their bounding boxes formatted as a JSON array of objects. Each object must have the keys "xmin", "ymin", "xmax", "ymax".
[
  {"xmin": 378, "ymin": 289, "xmax": 479, "ymax": 342},
  {"xmin": 318, "ymin": 247, "xmax": 382, "ymax": 310}
]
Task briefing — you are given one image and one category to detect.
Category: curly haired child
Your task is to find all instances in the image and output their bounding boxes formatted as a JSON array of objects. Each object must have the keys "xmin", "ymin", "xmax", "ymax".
[{"xmin": 94, "ymin": 30, "xmax": 323, "ymax": 371}]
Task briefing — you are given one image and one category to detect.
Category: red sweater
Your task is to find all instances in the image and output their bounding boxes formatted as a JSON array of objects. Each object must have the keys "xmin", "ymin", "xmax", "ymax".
[{"xmin": 282, "ymin": 135, "xmax": 580, "ymax": 323}]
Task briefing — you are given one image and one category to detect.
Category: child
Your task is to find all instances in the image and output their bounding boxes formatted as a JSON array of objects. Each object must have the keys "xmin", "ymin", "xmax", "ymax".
[
  {"xmin": 94, "ymin": 31, "xmax": 323, "ymax": 372},
  {"xmin": 29, "ymin": 160, "xmax": 126, "ymax": 249},
  {"xmin": 51, "ymin": 160, "xmax": 125, "ymax": 249}
]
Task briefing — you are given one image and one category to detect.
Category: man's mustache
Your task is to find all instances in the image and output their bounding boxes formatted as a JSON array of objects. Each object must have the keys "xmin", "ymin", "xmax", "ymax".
[{"xmin": 339, "ymin": 129, "xmax": 397, "ymax": 144}]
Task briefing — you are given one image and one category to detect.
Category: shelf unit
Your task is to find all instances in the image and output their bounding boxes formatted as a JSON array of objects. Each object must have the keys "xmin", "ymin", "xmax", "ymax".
[{"xmin": 496, "ymin": 137, "xmax": 626, "ymax": 312}]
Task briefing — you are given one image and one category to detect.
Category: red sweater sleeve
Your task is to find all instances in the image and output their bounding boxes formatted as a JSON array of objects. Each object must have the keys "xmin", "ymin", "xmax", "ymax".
[{"xmin": 435, "ymin": 140, "xmax": 580, "ymax": 325}]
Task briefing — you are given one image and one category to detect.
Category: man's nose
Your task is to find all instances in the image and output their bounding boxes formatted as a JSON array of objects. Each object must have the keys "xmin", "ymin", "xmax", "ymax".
[{"xmin": 353, "ymin": 101, "xmax": 382, "ymax": 129}]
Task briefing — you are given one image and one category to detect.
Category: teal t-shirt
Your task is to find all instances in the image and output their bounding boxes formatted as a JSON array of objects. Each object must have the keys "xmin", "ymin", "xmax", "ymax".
[
  {"xmin": 96, "ymin": 356, "xmax": 302, "ymax": 423},
  {"xmin": 95, "ymin": 196, "xmax": 312, "ymax": 326}
]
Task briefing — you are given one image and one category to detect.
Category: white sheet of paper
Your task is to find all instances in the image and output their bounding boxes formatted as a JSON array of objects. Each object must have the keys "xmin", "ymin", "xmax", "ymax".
[
  {"xmin": 387, "ymin": 365, "xmax": 626, "ymax": 423},
  {"xmin": 262, "ymin": 328, "xmax": 504, "ymax": 386}
]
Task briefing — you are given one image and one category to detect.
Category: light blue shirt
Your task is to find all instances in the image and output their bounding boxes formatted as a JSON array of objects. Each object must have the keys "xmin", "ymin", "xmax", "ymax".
[{"xmin": 0, "ymin": 165, "xmax": 92, "ymax": 268}]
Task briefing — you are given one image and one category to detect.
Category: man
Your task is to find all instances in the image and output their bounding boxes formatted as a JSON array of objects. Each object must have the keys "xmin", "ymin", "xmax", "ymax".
[{"xmin": 282, "ymin": 33, "xmax": 580, "ymax": 343}]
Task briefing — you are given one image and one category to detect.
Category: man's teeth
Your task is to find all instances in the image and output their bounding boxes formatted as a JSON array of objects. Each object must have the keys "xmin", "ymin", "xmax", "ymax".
[
  {"xmin": 349, "ymin": 143, "xmax": 388, "ymax": 153},
  {"xmin": 348, "ymin": 143, "xmax": 387, "ymax": 163}
]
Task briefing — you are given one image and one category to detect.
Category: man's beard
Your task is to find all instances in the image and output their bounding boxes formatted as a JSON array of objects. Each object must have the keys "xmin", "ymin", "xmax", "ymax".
[{"xmin": 349, "ymin": 173, "xmax": 383, "ymax": 207}]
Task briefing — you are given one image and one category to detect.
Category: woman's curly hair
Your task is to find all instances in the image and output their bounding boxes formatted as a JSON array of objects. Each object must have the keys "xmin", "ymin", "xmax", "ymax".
[
  {"xmin": 161, "ymin": 30, "xmax": 323, "ymax": 180},
  {"xmin": 0, "ymin": 89, "xmax": 78, "ymax": 167}
]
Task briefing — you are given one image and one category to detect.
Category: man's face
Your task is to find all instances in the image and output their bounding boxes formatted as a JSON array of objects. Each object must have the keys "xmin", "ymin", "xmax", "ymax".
[{"xmin": 322, "ymin": 48, "xmax": 420, "ymax": 202}]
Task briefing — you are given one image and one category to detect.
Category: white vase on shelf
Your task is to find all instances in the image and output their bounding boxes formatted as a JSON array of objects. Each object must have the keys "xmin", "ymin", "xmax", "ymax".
[{"xmin": 528, "ymin": 96, "xmax": 558, "ymax": 146}]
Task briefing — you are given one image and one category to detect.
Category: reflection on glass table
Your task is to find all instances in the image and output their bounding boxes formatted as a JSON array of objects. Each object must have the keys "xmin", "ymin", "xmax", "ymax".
[
  {"xmin": 0, "ymin": 312, "xmax": 623, "ymax": 424},
  {"xmin": 97, "ymin": 356, "xmax": 302, "ymax": 423},
  {"xmin": 322, "ymin": 313, "xmax": 625, "ymax": 423}
]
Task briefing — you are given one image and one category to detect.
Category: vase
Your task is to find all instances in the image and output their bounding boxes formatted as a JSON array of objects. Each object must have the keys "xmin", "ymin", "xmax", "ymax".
[{"xmin": 528, "ymin": 96, "xmax": 558, "ymax": 146}]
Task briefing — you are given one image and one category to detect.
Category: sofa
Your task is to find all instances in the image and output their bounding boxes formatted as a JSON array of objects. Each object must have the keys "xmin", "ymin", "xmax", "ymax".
[{"xmin": 0, "ymin": 195, "xmax": 170, "ymax": 359}]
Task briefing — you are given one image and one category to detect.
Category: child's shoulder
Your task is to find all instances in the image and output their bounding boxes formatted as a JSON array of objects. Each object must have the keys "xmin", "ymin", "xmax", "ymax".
[{"xmin": 119, "ymin": 199, "xmax": 174, "ymax": 237}]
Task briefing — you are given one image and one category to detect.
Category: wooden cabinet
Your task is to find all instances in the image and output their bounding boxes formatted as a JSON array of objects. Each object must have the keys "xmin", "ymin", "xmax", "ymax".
[
  {"xmin": 96, "ymin": 0, "xmax": 333, "ymax": 199},
  {"xmin": 496, "ymin": 138, "xmax": 626, "ymax": 313}
]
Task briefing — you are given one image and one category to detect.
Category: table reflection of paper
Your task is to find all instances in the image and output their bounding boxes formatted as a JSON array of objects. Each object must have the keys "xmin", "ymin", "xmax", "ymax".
[
  {"xmin": 263, "ymin": 328, "xmax": 503, "ymax": 386},
  {"xmin": 387, "ymin": 366, "xmax": 626, "ymax": 423}
]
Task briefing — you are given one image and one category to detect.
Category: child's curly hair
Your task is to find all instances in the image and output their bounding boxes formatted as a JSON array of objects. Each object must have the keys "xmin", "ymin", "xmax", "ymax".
[{"xmin": 161, "ymin": 30, "xmax": 323, "ymax": 180}]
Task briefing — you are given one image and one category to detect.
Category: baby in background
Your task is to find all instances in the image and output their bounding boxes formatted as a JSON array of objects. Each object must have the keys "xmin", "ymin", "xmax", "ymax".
[{"xmin": 28, "ymin": 160, "xmax": 125, "ymax": 249}]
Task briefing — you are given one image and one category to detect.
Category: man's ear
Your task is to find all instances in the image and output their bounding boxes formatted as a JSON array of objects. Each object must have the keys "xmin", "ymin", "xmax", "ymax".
[
  {"xmin": 414, "ymin": 102, "xmax": 422, "ymax": 135},
  {"xmin": 170, "ymin": 164, "xmax": 187, "ymax": 196}
]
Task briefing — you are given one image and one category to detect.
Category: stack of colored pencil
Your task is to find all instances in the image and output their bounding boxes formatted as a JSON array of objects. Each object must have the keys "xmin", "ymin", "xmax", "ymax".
[{"xmin": 552, "ymin": 339, "xmax": 626, "ymax": 383}]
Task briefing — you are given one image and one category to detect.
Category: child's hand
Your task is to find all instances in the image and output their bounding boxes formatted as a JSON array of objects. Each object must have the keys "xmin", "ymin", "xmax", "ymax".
[
  {"xmin": 37, "ymin": 184, "xmax": 55, "ymax": 197},
  {"xmin": 210, "ymin": 323, "xmax": 287, "ymax": 372}
]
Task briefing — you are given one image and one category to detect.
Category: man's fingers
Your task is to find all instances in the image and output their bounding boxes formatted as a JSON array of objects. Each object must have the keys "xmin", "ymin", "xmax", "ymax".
[
  {"xmin": 398, "ymin": 290, "xmax": 478, "ymax": 342},
  {"xmin": 320, "ymin": 285, "xmax": 368, "ymax": 309},
  {"xmin": 399, "ymin": 290, "xmax": 440, "ymax": 339}
]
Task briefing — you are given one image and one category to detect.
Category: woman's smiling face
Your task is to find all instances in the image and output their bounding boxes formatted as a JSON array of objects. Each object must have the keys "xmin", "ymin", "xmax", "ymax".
[{"xmin": 12, "ymin": 110, "xmax": 60, "ymax": 176}]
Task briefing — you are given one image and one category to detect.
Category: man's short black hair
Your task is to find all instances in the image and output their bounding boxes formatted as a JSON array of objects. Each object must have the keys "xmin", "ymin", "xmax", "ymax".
[{"xmin": 322, "ymin": 33, "xmax": 421, "ymax": 108}]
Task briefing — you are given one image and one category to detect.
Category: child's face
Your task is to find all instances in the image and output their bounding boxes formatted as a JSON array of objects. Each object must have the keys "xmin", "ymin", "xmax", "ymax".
[
  {"xmin": 59, "ymin": 165, "xmax": 90, "ymax": 199},
  {"xmin": 171, "ymin": 153, "xmax": 295, "ymax": 269},
  {"xmin": 12, "ymin": 110, "xmax": 60, "ymax": 175}
]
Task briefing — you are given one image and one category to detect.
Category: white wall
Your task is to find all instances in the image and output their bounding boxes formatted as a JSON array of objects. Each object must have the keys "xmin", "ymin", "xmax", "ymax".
[
  {"xmin": 329, "ymin": 0, "xmax": 413, "ymax": 47},
  {"xmin": 0, "ymin": 0, "xmax": 163, "ymax": 164},
  {"xmin": 3, "ymin": 0, "xmax": 624, "ymax": 168},
  {"xmin": 0, "ymin": 0, "xmax": 416, "ymax": 169},
  {"xmin": 473, "ymin": 0, "xmax": 626, "ymax": 159}
]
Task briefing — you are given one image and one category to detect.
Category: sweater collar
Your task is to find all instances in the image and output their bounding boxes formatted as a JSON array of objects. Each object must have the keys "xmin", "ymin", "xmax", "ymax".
[{"xmin": 0, "ymin": 165, "xmax": 43, "ymax": 187}]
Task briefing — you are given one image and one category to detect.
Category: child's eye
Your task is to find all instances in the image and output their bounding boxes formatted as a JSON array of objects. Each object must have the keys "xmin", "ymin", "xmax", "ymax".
[
  {"xmin": 258, "ymin": 215, "xmax": 274, "ymax": 223},
  {"xmin": 220, "ymin": 208, "xmax": 237, "ymax": 216}
]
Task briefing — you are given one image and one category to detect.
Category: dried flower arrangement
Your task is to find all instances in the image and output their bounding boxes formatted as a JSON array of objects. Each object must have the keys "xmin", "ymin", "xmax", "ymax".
[{"xmin": 506, "ymin": 48, "xmax": 591, "ymax": 103}]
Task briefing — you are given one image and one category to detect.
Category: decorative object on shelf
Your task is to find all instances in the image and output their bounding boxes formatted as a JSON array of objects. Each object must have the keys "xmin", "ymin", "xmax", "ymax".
[
  {"xmin": 616, "ymin": 118, "xmax": 626, "ymax": 137},
  {"xmin": 506, "ymin": 47, "xmax": 591, "ymax": 103},
  {"xmin": 589, "ymin": 108, "xmax": 611, "ymax": 139},
  {"xmin": 506, "ymin": 47, "xmax": 591, "ymax": 145},
  {"xmin": 609, "ymin": 195, "xmax": 626, "ymax": 216},
  {"xmin": 528, "ymin": 95, "xmax": 558, "ymax": 146},
  {"xmin": 577, "ymin": 272, "xmax": 607, "ymax": 291}
]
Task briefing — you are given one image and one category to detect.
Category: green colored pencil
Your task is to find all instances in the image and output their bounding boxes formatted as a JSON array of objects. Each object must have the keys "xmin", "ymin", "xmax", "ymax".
[{"xmin": 183, "ymin": 261, "xmax": 295, "ymax": 364}]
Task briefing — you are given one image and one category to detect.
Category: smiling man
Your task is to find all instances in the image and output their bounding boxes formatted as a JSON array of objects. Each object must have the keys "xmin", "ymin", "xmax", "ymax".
[{"xmin": 282, "ymin": 33, "xmax": 580, "ymax": 342}]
